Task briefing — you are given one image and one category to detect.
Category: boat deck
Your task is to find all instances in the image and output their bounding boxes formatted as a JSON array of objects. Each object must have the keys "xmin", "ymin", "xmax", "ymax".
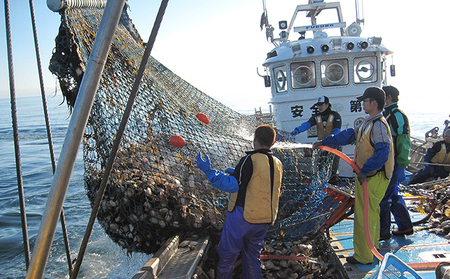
[{"xmin": 329, "ymin": 209, "xmax": 450, "ymax": 278}]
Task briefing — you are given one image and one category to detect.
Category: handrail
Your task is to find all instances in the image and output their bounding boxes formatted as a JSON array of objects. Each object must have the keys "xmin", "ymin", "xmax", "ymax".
[{"xmin": 26, "ymin": 1, "xmax": 126, "ymax": 278}]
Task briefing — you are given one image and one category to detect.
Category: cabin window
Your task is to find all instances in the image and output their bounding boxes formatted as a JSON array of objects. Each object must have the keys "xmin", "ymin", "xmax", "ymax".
[
  {"xmin": 354, "ymin": 57, "xmax": 377, "ymax": 83},
  {"xmin": 291, "ymin": 62, "xmax": 316, "ymax": 89},
  {"xmin": 273, "ymin": 66, "xmax": 287, "ymax": 93},
  {"xmin": 321, "ymin": 59, "xmax": 348, "ymax": 87}
]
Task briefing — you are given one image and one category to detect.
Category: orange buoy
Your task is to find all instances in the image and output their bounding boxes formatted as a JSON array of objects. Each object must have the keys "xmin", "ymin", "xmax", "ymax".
[
  {"xmin": 196, "ymin": 113, "xmax": 210, "ymax": 124},
  {"xmin": 169, "ymin": 135, "xmax": 186, "ymax": 148}
]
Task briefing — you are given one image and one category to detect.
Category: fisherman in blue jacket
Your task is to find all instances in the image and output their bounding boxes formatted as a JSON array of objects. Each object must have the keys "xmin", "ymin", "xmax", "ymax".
[
  {"xmin": 197, "ymin": 124, "xmax": 283, "ymax": 279},
  {"xmin": 379, "ymin": 86, "xmax": 413, "ymax": 240},
  {"xmin": 291, "ymin": 95, "xmax": 342, "ymax": 140},
  {"xmin": 408, "ymin": 128, "xmax": 450, "ymax": 185},
  {"xmin": 292, "ymin": 95, "xmax": 342, "ymax": 178},
  {"xmin": 314, "ymin": 87, "xmax": 394, "ymax": 265}
]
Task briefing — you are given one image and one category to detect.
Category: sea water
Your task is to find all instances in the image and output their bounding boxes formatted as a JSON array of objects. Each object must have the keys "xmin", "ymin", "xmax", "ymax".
[
  {"xmin": 0, "ymin": 96, "xmax": 149, "ymax": 279},
  {"xmin": 0, "ymin": 95, "xmax": 448, "ymax": 278}
]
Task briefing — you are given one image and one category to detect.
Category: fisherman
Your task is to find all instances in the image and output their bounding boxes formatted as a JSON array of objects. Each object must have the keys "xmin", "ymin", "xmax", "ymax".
[
  {"xmin": 314, "ymin": 87, "xmax": 394, "ymax": 265},
  {"xmin": 197, "ymin": 124, "xmax": 283, "ymax": 279},
  {"xmin": 408, "ymin": 129, "xmax": 450, "ymax": 185},
  {"xmin": 291, "ymin": 95, "xmax": 342, "ymax": 179},
  {"xmin": 290, "ymin": 95, "xmax": 342, "ymax": 140},
  {"xmin": 379, "ymin": 86, "xmax": 413, "ymax": 240}
]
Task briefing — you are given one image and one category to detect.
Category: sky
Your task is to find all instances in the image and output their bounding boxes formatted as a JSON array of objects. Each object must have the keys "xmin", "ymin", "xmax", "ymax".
[{"xmin": 1, "ymin": 0, "xmax": 449, "ymax": 118}]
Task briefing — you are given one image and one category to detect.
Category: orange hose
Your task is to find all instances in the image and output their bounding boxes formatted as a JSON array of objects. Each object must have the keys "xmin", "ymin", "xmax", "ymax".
[
  {"xmin": 316, "ymin": 145, "xmax": 441, "ymax": 269},
  {"xmin": 316, "ymin": 146, "xmax": 383, "ymax": 261}
]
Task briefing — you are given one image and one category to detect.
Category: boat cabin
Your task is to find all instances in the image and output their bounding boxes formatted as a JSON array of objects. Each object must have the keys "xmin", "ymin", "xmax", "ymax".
[{"xmin": 261, "ymin": 0, "xmax": 393, "ymax": 177}]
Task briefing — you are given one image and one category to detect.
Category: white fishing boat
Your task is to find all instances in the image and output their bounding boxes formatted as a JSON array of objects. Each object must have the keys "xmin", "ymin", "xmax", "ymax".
[
  {"xmin": 259, "ymin": 0, "xmax": 394, "ymax": 177},
  {"xmin": 3, "ymin": 0, "xmax": 450, "ymax": 278}
]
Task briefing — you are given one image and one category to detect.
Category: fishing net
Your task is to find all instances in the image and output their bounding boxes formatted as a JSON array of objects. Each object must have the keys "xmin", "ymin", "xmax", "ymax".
[{"xmin": 49, "ymin": 5, "xmax": 344, "ymax": 254}]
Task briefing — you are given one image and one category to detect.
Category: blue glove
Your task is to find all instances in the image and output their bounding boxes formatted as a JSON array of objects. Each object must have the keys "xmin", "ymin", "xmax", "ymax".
[
  {"xmin": 197, "ymin": 153, "xmax": 211, "ymax": 173},
  {"xmin": 397, "ymin": 167, "xmax": 406, "ymax": 184},
  {"xmin": 225, "ymin": 168, "xmax": 235, "ymax": 174},
  {"xmin": 332, "ymin": 128, "xmax": 341, "ymax": 135},
  {"xmin": 197, "ymin": 153, "xmax": 239, "ymax": 193},
  {"xmin": 357, "ymin": 171, "xmax": 367, "ymax": 185},
  {"xmin": 291, "ymin": 122, "xmax": 311, "ymax": 136},
  {"xmin": 313, "ymin": 140, "xmax": 323, "ymax": 149}
]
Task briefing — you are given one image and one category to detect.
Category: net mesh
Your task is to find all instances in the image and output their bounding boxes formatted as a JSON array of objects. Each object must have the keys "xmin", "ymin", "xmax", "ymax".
[{"xmin": 49, "ymin": 5, "xmax": 342, "ymax": 254}]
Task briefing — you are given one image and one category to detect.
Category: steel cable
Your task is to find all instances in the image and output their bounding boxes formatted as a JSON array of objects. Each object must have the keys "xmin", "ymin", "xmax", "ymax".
[
  {"xmin": 28, "ymin": 0, "xmax": 73, "ymax": 273},
  {"xmin": 4, "ymin": 0, "xmax": 31, "ymax": 270}
]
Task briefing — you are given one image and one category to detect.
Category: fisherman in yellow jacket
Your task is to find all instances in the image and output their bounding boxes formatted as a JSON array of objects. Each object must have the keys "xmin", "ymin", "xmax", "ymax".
[
  {"xmin": 314, "ymin": 87, "xmax": 394, "ymax": 264},
  {"xmin": 197, "ymin": 124, "xmax": 283, "ymax": 279},
  {"xmin": 408, "ymin": 128, "xmax": 450, "ymax": 184},
  {"xmin": 291, "ymin": 95, "xmax": 342, "ymax": 140}
]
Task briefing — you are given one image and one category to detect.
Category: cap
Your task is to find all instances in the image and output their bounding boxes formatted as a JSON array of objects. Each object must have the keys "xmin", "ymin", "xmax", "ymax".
[
  {"xmin": 356, "ymin": 87, "xmax": 385, "ymax": 104},
  {"xmin": 445, "ymin": 129, "xmax": 450, "ymax": 137},
  {"xmin": 316, "ymin": 96, "xmax": 329, "ymax": 105},
  {"xmin": 382, "ymin": 85, "xmax": 399, "ymax": 98}
]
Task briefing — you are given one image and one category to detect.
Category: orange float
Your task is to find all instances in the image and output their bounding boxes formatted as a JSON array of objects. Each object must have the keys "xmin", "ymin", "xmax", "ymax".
[
  {"xmin": 169, "ymin": 135, "xmax": 186, "ymax": 148},
  {"xmin": 196, "ymin": 113, "xmax": 210, "ymax": 124}
]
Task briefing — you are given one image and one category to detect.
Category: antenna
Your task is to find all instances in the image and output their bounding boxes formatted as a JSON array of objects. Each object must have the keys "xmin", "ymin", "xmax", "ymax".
[{"xmin": 355, "ymin": 0, "xmax": 365, "ymax": 26}]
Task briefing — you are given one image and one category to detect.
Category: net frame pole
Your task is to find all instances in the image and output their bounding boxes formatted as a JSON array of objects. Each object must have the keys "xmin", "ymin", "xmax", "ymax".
[
  {"xmin": 26, "ymin": 1, "xmax": 126, "ymax": 278},
  {"xmin": 70, "ymin": 0, "xmax": 169, "ymax": 277}
]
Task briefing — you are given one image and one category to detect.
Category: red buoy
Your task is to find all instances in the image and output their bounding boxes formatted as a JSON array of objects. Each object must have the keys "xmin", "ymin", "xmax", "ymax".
[
  {"xmin": 196, "ymin": 113, "xmax": 210, "ymax": 124},
  {"xmin": 169, "ymin": 135, "xmax": 186, "ymax": 148}
]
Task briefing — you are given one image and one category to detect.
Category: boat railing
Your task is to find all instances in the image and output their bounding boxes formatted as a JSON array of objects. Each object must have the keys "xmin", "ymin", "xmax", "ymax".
[{"xmin": 286, "ymin": 1, "xmax": 345, "ymax": 40}]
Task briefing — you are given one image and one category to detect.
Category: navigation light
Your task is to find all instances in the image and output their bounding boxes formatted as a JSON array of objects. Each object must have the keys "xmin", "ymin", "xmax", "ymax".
[
  {"xmin": 346, "ymin": 42, "xmax": 355, "ymax": 50},
  {"xmin": 332, "ymin": 38, "xmax": 342, "ymax": 49},
  {"xmin": 321, "ymin": 44, "xmax": 330, "ymax": 52},
  {"xmin": 279, "ymin": 21, "xmax": 288, "ymax": 30},
  {"xmin": 291, "ymin": 43, "xmax": 302, "ymax": 54},
  {"xmin": 358, "ymin": 41, "xmax": 368, "ymax": 49},
  {"xmin": 371, "ymin": 37, "xmax": 382, "ymax": 46}
]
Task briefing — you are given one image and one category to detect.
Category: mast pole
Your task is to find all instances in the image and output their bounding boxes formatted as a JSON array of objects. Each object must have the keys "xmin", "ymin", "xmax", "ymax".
[{"xmin": 26, "ymin": 0, "xmax": 126, "ymax": 278}]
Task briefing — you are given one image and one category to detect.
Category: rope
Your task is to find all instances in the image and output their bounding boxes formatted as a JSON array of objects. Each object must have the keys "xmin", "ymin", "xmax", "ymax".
[
  {"xmin": 70, "ymin": 1, "xmax": 169, "ymax": 277},
  {"xmin": 410, "ymin": 161, "xmax": 450, "ymax": 167},
  {"xmin": 28, "ymin": 0, "xmax": 73, "ymax": 273},
  {"xmin": 4, "ymin": 0, "xmax": 31, "ymax": 270}
]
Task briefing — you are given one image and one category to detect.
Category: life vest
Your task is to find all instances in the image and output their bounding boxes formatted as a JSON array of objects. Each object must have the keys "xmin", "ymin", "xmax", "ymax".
[
  {"xmin": 354, "ymin": 117, "xmax": 395, "ymax": 179},
  {"xmin": 384, "ymin": 104, "xmax": 410, "ymax": 152},
  {"xmin": 228, "ymin": 153, "xmax": 283, "ymax": 225},
  {"xmin": 315, "ymin": 114, "xmax": 334, "ymax": 140},
  {"xmin": 431, "ymin": 143, "xmax": 450, "ymax": 171}
]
